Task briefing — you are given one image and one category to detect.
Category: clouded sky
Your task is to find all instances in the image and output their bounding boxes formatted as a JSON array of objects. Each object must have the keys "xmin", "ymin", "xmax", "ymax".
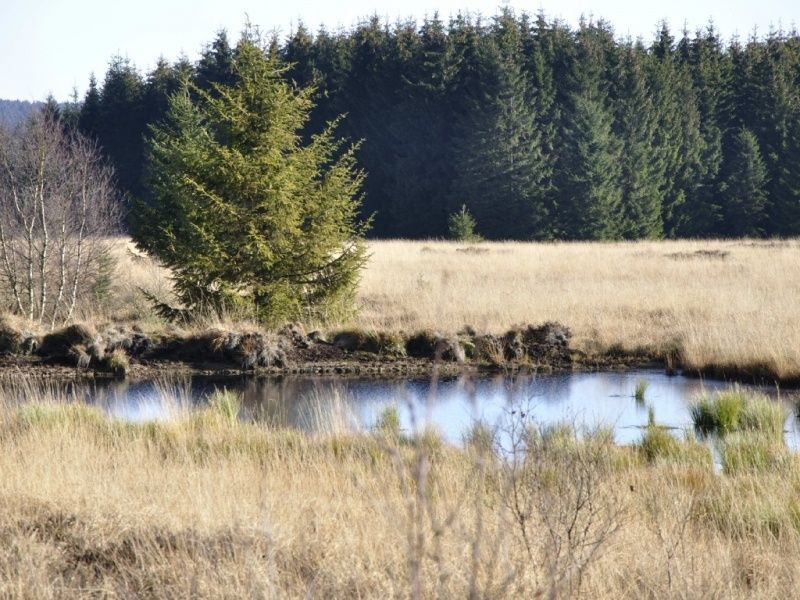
[{"xmin": 2, "ymin": 0, "xmax": 798, "ymax": 101}]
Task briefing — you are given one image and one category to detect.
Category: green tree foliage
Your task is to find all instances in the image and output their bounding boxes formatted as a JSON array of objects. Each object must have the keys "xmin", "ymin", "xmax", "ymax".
[
  {"xmin": 770, "ymin": 115, "xmax": 800, "ymax": 234},
  {"xmin": 96, "ymin": 57, "xmax": 147, "ymax": 198},
  {"xmin": 615, "ymin": 43, "xmax": 664, "ymax": 238},
  {"xmin": 451, "ymin": 11, "xmax": 551, "ymax": 240},
  {"xmin": 132, "ymin": 35, "xmax": 369, "ymax": 325},
  {"xmin": 448, "ymin": 205, "xmax": 480, "ymax": 241},
  {"xmin": 557, "ymin": 24, "xmax": 623, "ymax": 240},
  {"xmin": 78, "ymin": 12, "xmax": 800, "ymax": 240},
  {"xmin": 719, "ymin": 128, "xmax": 769, "ymax": 236}
]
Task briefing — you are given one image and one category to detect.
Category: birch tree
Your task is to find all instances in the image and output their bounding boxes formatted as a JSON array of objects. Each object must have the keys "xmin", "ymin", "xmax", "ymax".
[{"xmin": 0, "ymin": 111, "xmax": 120, "ymax": 328}]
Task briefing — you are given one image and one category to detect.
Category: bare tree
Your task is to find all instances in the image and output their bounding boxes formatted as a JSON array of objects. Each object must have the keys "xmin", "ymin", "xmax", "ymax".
[{"xmin": 0, "ymin": 111, "xmax": 120, "ymax": 328}]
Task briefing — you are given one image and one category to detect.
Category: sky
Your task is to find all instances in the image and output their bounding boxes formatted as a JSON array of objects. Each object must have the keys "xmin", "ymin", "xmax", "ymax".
[{"xmin": 1, "ymin": 0, "xmax": 799, "ymax": 101}]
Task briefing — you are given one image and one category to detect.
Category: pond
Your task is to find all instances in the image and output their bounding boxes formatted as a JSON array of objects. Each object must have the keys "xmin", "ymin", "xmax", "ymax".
[{"xmin": 36, "ymin": 368, "xmax": 800, "ymax": 448}]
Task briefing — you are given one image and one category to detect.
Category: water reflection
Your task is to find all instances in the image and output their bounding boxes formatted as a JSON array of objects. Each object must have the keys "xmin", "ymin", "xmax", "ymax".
[{"xmin": 59, "ymin": 368, "xmax": 800, "ymax": 447}]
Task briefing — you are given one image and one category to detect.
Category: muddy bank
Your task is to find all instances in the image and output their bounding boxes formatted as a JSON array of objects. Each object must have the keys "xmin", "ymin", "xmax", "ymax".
[
  {"xmin": 0, "ymin": 321, "xmax": 575, "ymax": 380},
  {"xmin": 0, "ymin": 318, "xmax": 794, "ymax": 387}
]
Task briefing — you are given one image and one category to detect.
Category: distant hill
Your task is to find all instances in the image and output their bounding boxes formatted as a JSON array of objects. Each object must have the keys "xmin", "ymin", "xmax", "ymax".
[{"xmin": 0, "ymin": 99, "xmax": 43, "ymax": 128}]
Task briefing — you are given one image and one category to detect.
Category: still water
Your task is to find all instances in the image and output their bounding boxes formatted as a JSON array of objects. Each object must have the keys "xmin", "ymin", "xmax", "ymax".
[{"xmin": 59, "ymin": 368, "xmax": 800, "ymax": 447}]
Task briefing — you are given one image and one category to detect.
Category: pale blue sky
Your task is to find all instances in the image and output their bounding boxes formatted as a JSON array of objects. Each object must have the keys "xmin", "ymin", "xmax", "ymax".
[{"xmin": 2, "ymin": 0, "xmax": 798, "ymax": 101}]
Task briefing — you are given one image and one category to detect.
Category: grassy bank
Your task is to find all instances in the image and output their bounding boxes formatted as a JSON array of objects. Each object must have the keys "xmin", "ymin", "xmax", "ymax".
[{"xmin": 2, "ymin": 386, "xmax": 800, "ymax": 598}]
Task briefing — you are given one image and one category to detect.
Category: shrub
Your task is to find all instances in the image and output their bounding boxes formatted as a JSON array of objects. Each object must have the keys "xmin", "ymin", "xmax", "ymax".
[{"xmin": 447, "ymin": 204, "xmax": 481, "ymax": 242}]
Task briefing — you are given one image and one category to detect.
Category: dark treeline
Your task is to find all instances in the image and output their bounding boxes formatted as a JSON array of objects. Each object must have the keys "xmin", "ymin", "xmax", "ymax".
[{"xmin": 70, "ymin": 11, "xmax": 800, "ymax": 239}]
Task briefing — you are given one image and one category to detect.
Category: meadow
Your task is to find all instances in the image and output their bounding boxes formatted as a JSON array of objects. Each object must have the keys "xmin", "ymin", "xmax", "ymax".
[
  {"xmin": 106, "ymin": 237, "xmax": 800, "ymax": 380},
  {"xmin": 1, "ymin": 382, "xmax": 800, "ymax": 598}
]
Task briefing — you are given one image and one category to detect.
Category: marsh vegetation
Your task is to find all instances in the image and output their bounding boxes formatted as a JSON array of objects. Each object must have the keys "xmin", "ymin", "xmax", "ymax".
[{"xmin": 2, "ymin": 381, "xmax": 800, "ymax": 598}]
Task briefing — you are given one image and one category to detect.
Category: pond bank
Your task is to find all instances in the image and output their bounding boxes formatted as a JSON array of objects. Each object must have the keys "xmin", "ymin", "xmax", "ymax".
[{"xmin": 0, "ymin": 318, "xmax": 796, "ymax": 388}]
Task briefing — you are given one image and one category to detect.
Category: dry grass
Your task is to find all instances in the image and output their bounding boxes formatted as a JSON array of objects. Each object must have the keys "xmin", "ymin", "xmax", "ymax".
[
  {"xmin": 2, "ymin": 384, "xmax": 800, "ymax": 598},
  {"xmin": 98, "ymin": 237, "xmax": 800, "ymax": 378}
]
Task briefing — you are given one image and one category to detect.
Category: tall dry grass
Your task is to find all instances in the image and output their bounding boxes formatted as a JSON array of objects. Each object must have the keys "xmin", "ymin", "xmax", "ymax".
[
  {"xmin": 2, "ymin": 384, "xmax": 800, "ymax": 597},
  {"xmin": 100, "ymin": 237, "xmax": 800, "ymax": 378}
]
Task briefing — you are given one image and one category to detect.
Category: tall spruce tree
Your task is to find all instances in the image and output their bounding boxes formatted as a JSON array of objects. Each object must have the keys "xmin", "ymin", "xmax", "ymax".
[
  {"xmin": 451, "ymin": 11, "xmax": 551, "ymax": 239},
  {"xmin": 556, "ymin": 24, "xmax": 623, "ymax": 240},
  {"xmin": 133, "ymin": 34, "xmax": 368, "ymax": 324},
  {"xmin": 720, "ymin": 128, "xmax": 769, "ymax": 236},
  {"xmin": 77, "ymin": 74, "xmax": 101, "ymax": 140},
  {"xmin": 615, "ymin": 43, "xmax": 664, "ymax": 238},
  {"xmin": 768, "ymin": 114, "xmax": 800, "ymax": 235},
  {"xmin": 97, "ymin": 56, "xmax": 146, "ymax": 198}
]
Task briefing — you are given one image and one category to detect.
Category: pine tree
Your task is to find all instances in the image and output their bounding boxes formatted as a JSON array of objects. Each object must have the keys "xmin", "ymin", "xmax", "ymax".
[
  {"xmin": 685, "ymin": 25, "xmax": 726, "ymax": 236},
  {"xmin": 97, "ymin": 56, "xmax": 146, "ymax": 198},
  {"xmin": 195, "ymin": 30, "xmax": 235, "ymax": 91},
  {"xmin": 556, "ymin": 24, "xmax": 623, "ymax": 240},
  {"xmin": 77, "ymin": 74, "xmax": 101, "ymax": 140},
  {"xmin": 769, "ymin": 114, "xmax": 800, "ymax": 234},
  {"xmin": 452, "ymin": 11, "xmax": 551, "ymax": 239},
  {"xmin": 720, "ymin": 128, "xmax": 769, "ymax": 236},
  {"xmin": 133, "ymin": 34, "xmax": 368, "ymax": 325},
  {"xmin": 615, "ymin": 43, "xmax": 664, "ymax": 238}
]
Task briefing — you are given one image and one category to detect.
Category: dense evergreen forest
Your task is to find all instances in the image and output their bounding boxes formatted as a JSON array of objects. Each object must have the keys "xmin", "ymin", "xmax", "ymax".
[{"xmin": 53, "ymin": 11, "xmax": 800, "ymax": 239}]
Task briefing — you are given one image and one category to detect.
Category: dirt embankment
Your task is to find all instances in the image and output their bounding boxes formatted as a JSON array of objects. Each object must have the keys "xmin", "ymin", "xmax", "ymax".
[
  {"xmin": 0, "ymin": 319, "xmax": 586, "ymax": 380},
  {"xmin": 1, "ymin": 318, "xmax": 793, "ymax": 386}
]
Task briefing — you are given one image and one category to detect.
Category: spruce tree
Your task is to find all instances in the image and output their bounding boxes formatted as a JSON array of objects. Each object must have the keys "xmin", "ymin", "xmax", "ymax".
[
  {"xmin": 77, "ymin": 74, "xmax": 101, "ymax": 140},
  {"xmin": 97, "ymin": 56, "xmax": 146, "ymax": 198},
  {"xmin": 720, "ymin": 128, "xmax": 769, "ymax": 236},
  {"xmin": 769, "ymin": 114, "xmax": 800, "ymax": 235},
  {"xmin": 451, "ymin": 11, "xmax": 551, "ymax": 239},
  {"xmin": 556, "ymin": 26, "xmax": 623, "ymax": 240},
  {"xmin": 615, "ymin": 44, "xmax": 664, "ymax": 238},
  {"xmin": 133, "ymin": 34, "xmax": 368, "ymax": 325}
]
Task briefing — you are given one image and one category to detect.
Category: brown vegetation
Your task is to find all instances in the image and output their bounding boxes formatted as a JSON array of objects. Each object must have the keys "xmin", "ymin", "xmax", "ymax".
[{"xmin": 1, "ymin": 385, "xmax": 800, "ymax": 598}]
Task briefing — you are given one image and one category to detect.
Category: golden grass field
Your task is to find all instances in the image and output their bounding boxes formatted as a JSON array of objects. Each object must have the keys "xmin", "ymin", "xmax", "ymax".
[
  {"xmin": 2, "ymin": 384, "xmax": 800, "ymax": 598},
  {"xmin": 110, "ymin": 237, "xmax": 800, "ymax": 379}
]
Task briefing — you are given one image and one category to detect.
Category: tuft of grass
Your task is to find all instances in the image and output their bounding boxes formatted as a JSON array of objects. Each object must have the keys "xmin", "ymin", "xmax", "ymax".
[
  {"xmin": 463, "ymin": 420, "xmax": 495, "ymax": 455},
  {"xmin": 639, "ymin": 425, "xmax": 712, "ymax": 468},
  {"xmin": 374, "ymin": 405, "xmax": 402, "ymax": 439},
  {"xmin": 103, "ymin": 348, "xmax": 130, "ymax": 378},
  {"xmin": 206, "ymin": 389, "xmax": 241, "ymax": 426},
  {"xmin": 634, "ymin": 379, "xmax": 649, "ymax": 403},
  {"xmin": 739, "ymin": 396, "xmax": 786, "ymax": 439},
  {"xmin": 720, "ymin": 432, "xmax": 790, "ymax": 475},
  {"xmin": 689, "ymin": 388, "xmax": 784, "ymax": 438},
  {"xmin": 691, "ymin": 389, "xmax": 747, "ymax": 435}
]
